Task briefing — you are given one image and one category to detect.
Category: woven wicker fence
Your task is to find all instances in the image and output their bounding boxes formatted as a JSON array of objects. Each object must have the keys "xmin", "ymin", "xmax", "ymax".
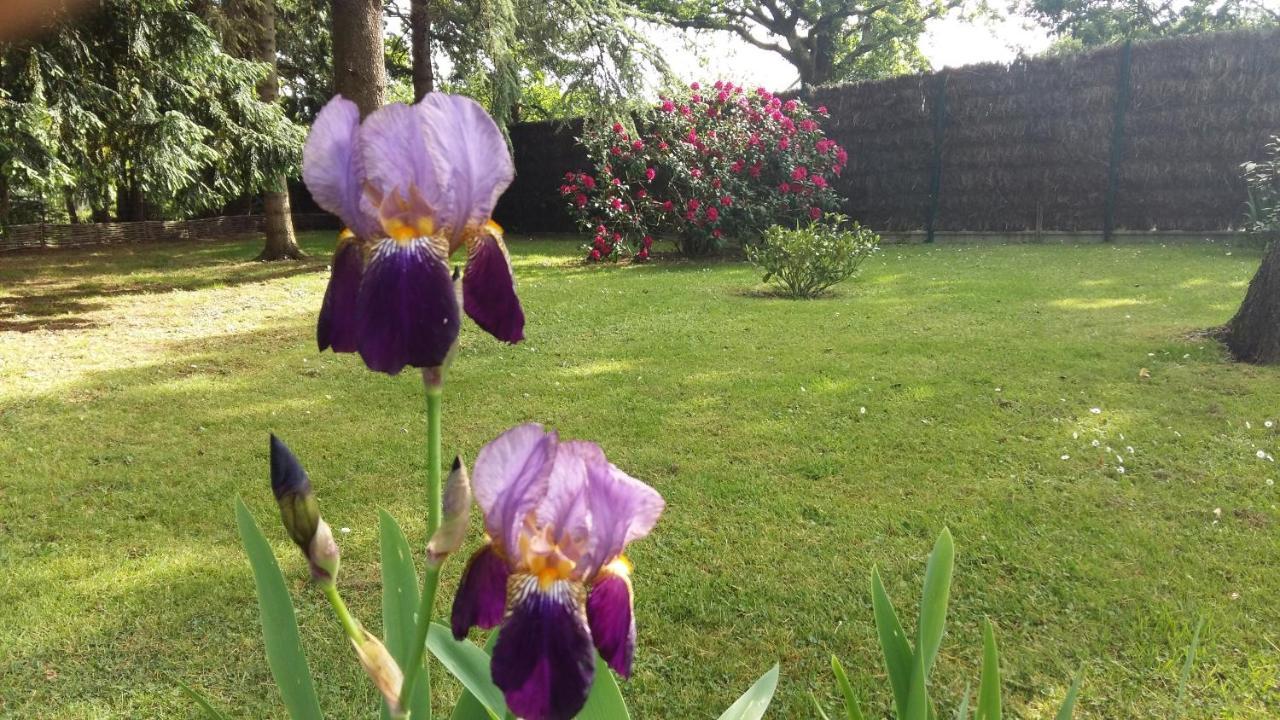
[
  {"xmin": 0, "ymin": 213, "xmax": 339, "ymax": 252},
  {"xmin": 493, "ymin": 27, "xmax": 1280, "ymax": 237}
]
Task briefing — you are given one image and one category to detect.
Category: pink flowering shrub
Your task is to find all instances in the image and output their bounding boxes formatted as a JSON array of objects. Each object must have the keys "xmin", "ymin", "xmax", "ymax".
[{"xmin": 562, "ymin": 81, "xmax": 848, "ymax": 260}]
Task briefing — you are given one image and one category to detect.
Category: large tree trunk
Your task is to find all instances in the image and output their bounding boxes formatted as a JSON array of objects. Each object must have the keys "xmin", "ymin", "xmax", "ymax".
[
  {"xmin": 1225, "ymin": 236, "xmax": 1280, "ymax": 364},
  {"xmin": 228, "ymin": 0, "xmax": 303, "ymax": 261},
  {"xmin": 409, "ymin": 0, "xmax": 433, "ymax": 101},
  {"xmin": 116, "ymin": 175, "xmax": 144, "ymax": 221},
  {"xmin": 808, "ymin": 27, "xmax": 836, "ymax": 89},
  {"xmin": 332, "ymin": 0, "xmax": 385, "ymax": 117}
]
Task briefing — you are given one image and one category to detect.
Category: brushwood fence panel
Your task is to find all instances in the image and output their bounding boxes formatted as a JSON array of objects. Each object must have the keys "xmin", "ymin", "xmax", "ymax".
[
  {"xmin": 0, "ymin": 214, "xmax": 337, "ymax": 252},
  {"xmin": 494, "ymin": 27, "xmax": 1280, "ymax": 235}
]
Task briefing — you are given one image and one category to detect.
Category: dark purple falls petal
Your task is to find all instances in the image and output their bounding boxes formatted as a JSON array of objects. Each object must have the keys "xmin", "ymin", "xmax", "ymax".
[
  {"xmin": 463, "ymin": 235, "xmax": 525, "ymax": 344},
  {"xmin": 491, "ymin": 574, "xmax": 595, "ymax": 720},
  {"xmin": 587, "ymin": 572, "xmax": 636, "ymax": 678},
  {"xmin": 450, "ymin": 544, "xmax": 510, "ymax": 639},
  {"xmin": 356, "ymin": 238, "xmax": 459, "ymax": 374},
  {"xmin": 317, "ymin": 238, "xmax": 363, "ymax": 353}
]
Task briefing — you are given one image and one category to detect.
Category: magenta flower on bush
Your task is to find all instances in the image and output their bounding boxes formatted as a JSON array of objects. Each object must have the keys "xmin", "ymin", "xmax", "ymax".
[
  {"xmin": 302, "ymin": 93, "xmax": 524, "ymax": 375},
  {"xmin": 450, "ymin": 423, "xmax": 664, "ymax": 720},
  {"xmin": 565, "ymin": 81, "xmax": 847, "ymax": 260}
]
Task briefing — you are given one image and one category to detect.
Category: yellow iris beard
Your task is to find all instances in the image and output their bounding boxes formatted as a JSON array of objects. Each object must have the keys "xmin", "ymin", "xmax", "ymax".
[{"xmin": 383, "ymin": 215, "xmax": 436, "ymax": 244}]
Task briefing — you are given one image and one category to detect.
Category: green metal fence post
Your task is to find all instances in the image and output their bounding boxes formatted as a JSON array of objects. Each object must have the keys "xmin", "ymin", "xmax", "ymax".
[
  {"xmin": 1103, "ymin": 39, "xmax": 1134, "ymax": 242},
  {"xmin": 925, "ymin": 71, "xmax": 949, "ymax": 244}
]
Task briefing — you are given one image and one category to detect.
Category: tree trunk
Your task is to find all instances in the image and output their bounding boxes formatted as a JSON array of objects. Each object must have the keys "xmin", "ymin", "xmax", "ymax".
[
  {"xmin": 1225, "ymin": 236, "xmax": 1280, "ymax": 364},
  {"xmin": 228, "ymin": 0, "xmax": 303, "ymax": 261},
  {"xmin": 116, "ymin": 176, "xmax": 144, "ymax": 221},
  {"xmin": 0, "ymin": 172, "xmax": 9, "ymax": 226},
  {"xmin": 332, "ymin": 0, "xmax": 385, "ymax": 117},
  {"xmin": 808, "ymin": 27, "xmax": 836, "ymax": 89},
  {"xmin": 409, "ymin": 0, "xmax": 433, "ymax": 101},
  {"xmin": 64, "ymin": 193, "xmax": 78, "ymax": 223}
]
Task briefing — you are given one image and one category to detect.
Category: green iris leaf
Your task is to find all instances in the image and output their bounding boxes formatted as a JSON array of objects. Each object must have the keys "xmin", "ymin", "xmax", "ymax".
[{"xmin": 234, "ymin": 497, "xmax": 323, "ymax": 720}]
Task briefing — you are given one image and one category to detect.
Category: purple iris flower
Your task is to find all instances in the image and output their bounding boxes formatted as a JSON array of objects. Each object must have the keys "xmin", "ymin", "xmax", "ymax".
[
  {"xmin": 302, "ymin": 93, "xmax": 525, "ymax": 375},
  {"xmin": 451, "ymin": 423, "xmax": 665, "ymax": 720}
]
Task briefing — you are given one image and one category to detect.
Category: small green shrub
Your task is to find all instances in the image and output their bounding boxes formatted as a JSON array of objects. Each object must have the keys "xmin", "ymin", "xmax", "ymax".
[{"xmin": 746, "ymin": 216, "xmax": 879, "ymax": 298}]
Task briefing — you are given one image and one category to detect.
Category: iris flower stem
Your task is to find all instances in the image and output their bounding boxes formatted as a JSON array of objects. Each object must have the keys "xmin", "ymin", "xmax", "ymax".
[
  {"xmin": 400, "ymin": 382, "xmax": 445, "ymax": 717},
  {"xmin": 321, "ymin": 581, "xmax": 363, "ymax": 647}
]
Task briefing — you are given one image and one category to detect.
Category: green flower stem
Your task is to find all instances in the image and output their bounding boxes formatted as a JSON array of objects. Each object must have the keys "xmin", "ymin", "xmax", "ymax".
[
  {"xmin": 321, "ymin": 581, "xmax": 363, "ymax": 646},
  {"xmin": 399, "ymin": 382, "xmax": 445, "ymax": 717}
]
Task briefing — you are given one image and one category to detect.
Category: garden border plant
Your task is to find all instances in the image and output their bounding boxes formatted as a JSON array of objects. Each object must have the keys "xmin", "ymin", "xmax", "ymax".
[
  {"xmin": 563, "ymin": 81, "xmax": 848, "ymax": 260},
  {"xmin": 746, "ymin": 214, "xmax": 880, "ymax": 298}
]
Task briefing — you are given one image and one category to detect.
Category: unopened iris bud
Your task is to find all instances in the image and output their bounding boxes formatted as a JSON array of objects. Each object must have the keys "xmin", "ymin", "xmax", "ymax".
[
  {"xmin": 309, "ymin": 519, "xmax": 341, "ymax": 583},
  {"xmin": 270, "ymin": 434, "xmax": 340, "ymax": 583},
  {"xmin": 427, "ymin": 456, "xmax": 472, "ymax": 567},
  {"xmin": 270, "ymin": 434, "xmax": 320, "ymax": 550},
  {"xmin": 353, "ymin": 628, "xmax": 404, "ymax": 716}
]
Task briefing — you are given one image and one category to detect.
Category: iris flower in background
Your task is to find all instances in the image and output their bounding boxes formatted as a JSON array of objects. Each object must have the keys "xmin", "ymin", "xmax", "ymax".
[
  {"xmin": 450, "ymin": 423, "xmax": 665, "ymax": 720},
  {"xmin": 302, "ymin": 93, "xmax": 525, "ymax": 375}
]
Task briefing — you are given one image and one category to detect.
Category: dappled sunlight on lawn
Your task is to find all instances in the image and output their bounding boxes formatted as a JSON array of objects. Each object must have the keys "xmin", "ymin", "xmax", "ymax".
[
  {"xmin": 3, "ymin": 235, "xmax": 1279, "ymax": 718},
  {"xmin": 1051, "ymin": 297, "xmax": 1151, "ymax": 310}
]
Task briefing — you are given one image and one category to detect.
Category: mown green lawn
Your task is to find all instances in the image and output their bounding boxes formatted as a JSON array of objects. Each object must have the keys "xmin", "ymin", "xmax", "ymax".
[{"xmin": 1, "ymin": 233, "xmax": 1278, "ymax": 719}]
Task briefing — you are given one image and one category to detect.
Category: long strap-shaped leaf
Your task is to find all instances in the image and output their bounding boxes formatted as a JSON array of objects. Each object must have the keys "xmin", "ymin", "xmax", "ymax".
[
  {"xmin": 427, "ymin": 623, "xmax": 509, "ymax": 717},
  {"xmin": 975, "ymin": 620, "xmax": 1001, "ymax": 720},
  {"xmin": 1173, "ymin": 616, "xmax": 1204, "ymax": 719},
  {"xmin": 577, "ymin": 654, "xmax": 632, "ymax": 720},
  {"xmin": 830, "ymin": 655, "xmax": 867, "ymax": 720},
  {"xmin": 234, "ymin": 498, "xmax": 324, "ymax": 720},
  {"xmin": 716, "ymin": 664, "xmax": 780, "ymax": 720},
  {"xmin": 1054, "ymin": 671, "xmax": 1083, "ymax": 720},
  {"xmin": 917, "ymin": 529, "xmax": 955, "ymax": 677},
  {"xmin": 379, "ymin": 510, "xmax": 431, "ymax": 720},
  {"xmin": 176, "ymin": 679, "xmax": 233, "ymax": 720},
  {"xmin": 447, "ymin": 632, "xmax": 502, "ymax": 720},
  {"xmin": 871, "ymin": 567, "xmax": 914, "ymax": 719}
]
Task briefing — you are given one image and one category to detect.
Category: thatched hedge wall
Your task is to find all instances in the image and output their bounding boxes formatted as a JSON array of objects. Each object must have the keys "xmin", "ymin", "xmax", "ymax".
[
  {"xmin": 498, "ymin": 27, "xmax": 1280, "ymax": 235},
  {"xmin": 492, "ymin": 119, "xmax": 587, "ymax": 233},
  {"xmin": 0, "ymin": 213, "xmax": 336, "ymax": 251}
]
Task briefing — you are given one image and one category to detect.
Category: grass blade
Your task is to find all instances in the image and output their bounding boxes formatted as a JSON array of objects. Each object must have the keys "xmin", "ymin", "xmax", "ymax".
[
  {"xmin": 176, "ymin": 679, "xmax": 232, "ymax": 720},
  {"xmin": 811, "ymin": 691, "xmax": 834, "ymax": 720},
  {"xmin": 975, "ymin": 620, "xmax": 1001, "ymax": 720},
  {"xmin": 1173, "ymin": 616, "xmax": 1205, "ymax": 719},
  {"xmin": 234, "ymin": 497, "xmax": 323, "ymax": 720},
  {"xmin": 830, "ymin": 655, "xmax": 866, "ymax": 720},
  {"xmin": 577, "ymin": 654, "xmax": 632, "ymax": 719},
  {"xmin": 872, "ymin": 567, "xmax": 914, "ymax": 719},
  {"xmin": 427, "ymin": 623, "xmax": 508, "ymax": 718},
  {"xmin": 954, "ymin": 684, "xmax": 970, "ymax": 720},
  {"xmin": 715, "ymin": 663, "xmax": 780, "ymax": 720},
  {"xmin": 917, "ymin": 529, "xmax": 955, "ymax": 677},
  {"xmin": 1054, "ymin": 670, "xmax": 1083, "ymax": 720},
  {"xmin": 379, "ymin": 510, "xmax": 430, "ymax": 720}
]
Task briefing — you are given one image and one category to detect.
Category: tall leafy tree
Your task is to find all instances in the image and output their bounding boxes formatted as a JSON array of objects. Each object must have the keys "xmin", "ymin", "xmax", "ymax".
[
  {"xmin": 1019, "ymin": 0, "xmax": 1276, "ymax": 49},
  {"xmin": 0, "ymin": 0, "xmax": 303, "ymax": 225},
  {"xmin": 216, "ymin": 0, "xmax": 305, "ymax": 259},
  {"xmin": 636, "ymin": 0, "xmax": 955, "ymax": 88},
  {"xmin": 386, "ymin": 0, "xmax": 669, "ymax": 124}
]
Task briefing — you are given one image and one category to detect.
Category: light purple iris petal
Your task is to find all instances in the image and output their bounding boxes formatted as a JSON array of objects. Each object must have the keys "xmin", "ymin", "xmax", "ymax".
[
  {"xmin": 562, "ymin": 440, "xmax": 665, "ymax": 578},
  {"xmin": 417, "ymin": 93, "xmax": 514, "ymax": 240},
  {"xmin": 533, "ymin": 445, "xmax": 589, "ymax": 558},
  {"xmin": 463, "ymin": 234, "xmax": 525, "ymax": 343},
  {"xmin": 492, "ymin": 575, "xmax": 595, "ymax": 720},
  {"xmin": 450, "ymin": 544, "xmax": 510, "ymax": 639},
  {"xmin": 357, "ymin": 102, "xmax": 449, "ymax": 222},
  {"xmin": 472, "ymin": 423, "xmax": 557, "ymax": 558},
  {"xmin": 316, "ymin": 238, "xmax": 363, "ymax": 352},
  {"xmin": 355, "ymin": 238, "xmax": 458, "ymax": 374},
  {"xmin": 302, "ymin": 96, "xmax": 377, "ymax": 238},
  {"xmin": 587, "ymin": 572, "xmax": 637, "ymax": 678}
]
